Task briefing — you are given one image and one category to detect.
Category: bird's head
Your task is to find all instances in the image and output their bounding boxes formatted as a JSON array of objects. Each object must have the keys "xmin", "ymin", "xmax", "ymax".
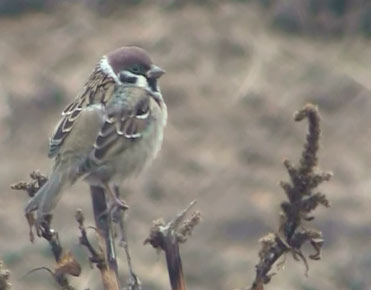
[{"xmin": 102, "ymin": 46, "xmax": 165, "ymax": 103}]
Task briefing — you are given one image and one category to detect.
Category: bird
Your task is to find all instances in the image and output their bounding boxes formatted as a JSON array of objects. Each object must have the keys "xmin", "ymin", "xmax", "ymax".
[{"xmin": 25, "ymin": 46, "xmax": 167, "ymax": 226}]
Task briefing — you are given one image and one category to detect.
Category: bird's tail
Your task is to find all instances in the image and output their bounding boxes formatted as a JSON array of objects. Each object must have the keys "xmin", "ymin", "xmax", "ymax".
[{"xmin": 25, "ymin": 167, "xmax": 71, "ymax": 218}]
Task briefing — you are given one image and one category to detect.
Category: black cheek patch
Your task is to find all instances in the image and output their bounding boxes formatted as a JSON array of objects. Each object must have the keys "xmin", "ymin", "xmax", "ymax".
[{"xmin": 119, "ymin": 73, "xmax": 137, "ymax": 84}]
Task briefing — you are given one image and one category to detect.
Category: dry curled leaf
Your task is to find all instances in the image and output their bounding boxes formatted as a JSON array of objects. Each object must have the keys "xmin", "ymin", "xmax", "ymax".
[
  {"xmin": 309, "ymin": 238, "xmax": 323, "ymax": 260},
  {"xmin": 55, "ymin": 252, "xmax": 81, "ymax": 277}
]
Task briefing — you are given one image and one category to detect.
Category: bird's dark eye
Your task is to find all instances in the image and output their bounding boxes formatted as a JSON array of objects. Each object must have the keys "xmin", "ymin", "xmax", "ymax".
[{"xmin": 130, "ymin": 64, "xmax": 141, "ymax": 74}]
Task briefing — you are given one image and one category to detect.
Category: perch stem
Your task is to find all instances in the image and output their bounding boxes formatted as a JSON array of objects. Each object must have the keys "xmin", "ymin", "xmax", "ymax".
[
  {"xmin": 163, "ymin": 235, "xmax": 186, "ymax": 290},
  {"xmin": 145, "ymin": 200, "xmax": 197, "ymax": 290},
  {"xmin": 90, "ymin": 185, "xmax": 120, "ymax": 290}
]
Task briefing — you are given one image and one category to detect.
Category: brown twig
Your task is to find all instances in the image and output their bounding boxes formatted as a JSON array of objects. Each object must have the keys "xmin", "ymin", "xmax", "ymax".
[
  {"xmin": 75, "ymin": 207, "xmax": 120, "ymax": 290},
  {"xmin": 12, "ymin": 172, "xmax": 81, "ymax": 289},
  {"xmin": 144, "ymin": 200, "xmax": 200, "ymax": 290},
  {"xmin": 113, "ymin": 186, "xmax": 142, "ymax": 290},
  {"xmin": 11, "ymin": 170, "xmax": 48, "ymax": 198},
  {"xmin": 34, "ymin": 217, "xmax": 81, "ymax": 290},
  {"xmin": 20, "ymin": 218, "xmax": 81, "ymax": 289},
  {"xmin": 248, "ymin": 104, "xmax": 332, "ymax": 290},
  {"xmin": 14, "ymin": 172, "xmax": 124, "ymax": 290},
  {"xmin": 90, "ymin": 186, "xmax": 120, "ymax": 290},
  {"xmin": 11, "ymin": 171, "xmax": 49, "ymax": 242},
  {"xmin": 75, "ymin": 209, "xmax": 104, "ymax": 265}
]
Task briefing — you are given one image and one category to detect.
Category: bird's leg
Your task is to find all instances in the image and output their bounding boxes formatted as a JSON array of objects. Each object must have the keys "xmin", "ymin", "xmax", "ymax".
[
  {"xmin": 104, "ymin": 183, "xmax": 129, "ymax": 211},
  {"xmin": 113, "ymin": 185, "xmax": 141, "ymax": 289},
  {"xmin": 97, "ymin": 183, "xmax": 129, "ymax": 220}
]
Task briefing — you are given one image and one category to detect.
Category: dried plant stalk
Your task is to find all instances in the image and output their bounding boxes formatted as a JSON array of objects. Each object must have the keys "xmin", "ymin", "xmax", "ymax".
[
  {"xmin": 11, "ymin": 172, "xmax": 80, "ymax": 290},
  {"xmin": 145, "ymin": 200, "xmax": 200, "ymax": 290},
  {"xmin": 248, "ymin": 104, "xmax": 332, "ymax": 290},
  {"xmin": 162, "ymin": 238, "xmax": 186, "ymax": 290},
  {"xmin": 89, "ymin": 186, "xmax": 120, "ymax": 290}
]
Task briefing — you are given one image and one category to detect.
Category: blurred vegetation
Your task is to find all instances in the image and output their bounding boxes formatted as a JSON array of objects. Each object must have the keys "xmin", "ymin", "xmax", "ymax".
[
  {"xmin": 269, "ymin": 0, "xmax": 371, "ymax": 36},
  {"xmin": 0, "ymin": 0, "xmax": 50, "ymax": 15},
  {"xmin": 1, "ymin": 0, "xmax": 371, "ymax": 289},
  {"xmin": 1, "ymin": 0, "xmax": 370, "ymax": 37}
]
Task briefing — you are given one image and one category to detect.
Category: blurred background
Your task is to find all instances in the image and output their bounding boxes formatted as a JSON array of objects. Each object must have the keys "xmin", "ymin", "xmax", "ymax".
[{"xmin": 0, "ymin": 0, "xmax": 371, "ymax": 289}]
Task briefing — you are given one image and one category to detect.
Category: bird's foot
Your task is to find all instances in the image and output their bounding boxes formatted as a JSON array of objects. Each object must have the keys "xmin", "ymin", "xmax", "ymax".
[
  {"xmin": 97, "ymin": 197, "xmax": 129, "ymax": 221},
  {"xmin": 111, "ymin": 196, "xmax": 129, "ymax": 222},
  {"xmin": 112, "ymin": 195, "xmax": 129, "ymax": 211}
]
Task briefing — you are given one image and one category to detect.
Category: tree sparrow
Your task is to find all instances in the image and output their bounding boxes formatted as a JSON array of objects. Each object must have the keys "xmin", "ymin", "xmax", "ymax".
[{"xmin": 25, "ymin": 46, "xmax": 167, "ymax": 223}]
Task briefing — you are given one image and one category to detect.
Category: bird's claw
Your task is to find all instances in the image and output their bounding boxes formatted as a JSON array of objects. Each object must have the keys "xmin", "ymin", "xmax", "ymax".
[{"xmin": 97, "ymin": 198, "xmax": 128, "ymax": 221}]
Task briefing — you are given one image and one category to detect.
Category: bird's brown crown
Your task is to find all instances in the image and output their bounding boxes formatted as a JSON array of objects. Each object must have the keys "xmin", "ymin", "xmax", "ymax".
[{"xmin": 107, "ymin": 46, "xmax": 153, "ymax": 75}]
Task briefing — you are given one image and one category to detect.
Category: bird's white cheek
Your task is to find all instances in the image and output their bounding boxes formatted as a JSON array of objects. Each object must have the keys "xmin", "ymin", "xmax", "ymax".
[{"xmin": 135, "ymin": 75, "xmax": 149, "ymax": 89}]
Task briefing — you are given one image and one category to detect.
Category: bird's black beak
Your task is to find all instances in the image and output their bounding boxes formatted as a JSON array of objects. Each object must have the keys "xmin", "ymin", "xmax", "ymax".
[{"xmin": 146, "ymin": 65, "xmax": 165, "ymax": 79}]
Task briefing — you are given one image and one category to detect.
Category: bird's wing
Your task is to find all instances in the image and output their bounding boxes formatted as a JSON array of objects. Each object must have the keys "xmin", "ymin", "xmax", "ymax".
[
  {"xmin": 91, "ymin": 87, "xmax": 151, "ymax": 163},
  {"xmin": 48, "ymin": 67, "xmax": 115, "ymax": 158}
]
